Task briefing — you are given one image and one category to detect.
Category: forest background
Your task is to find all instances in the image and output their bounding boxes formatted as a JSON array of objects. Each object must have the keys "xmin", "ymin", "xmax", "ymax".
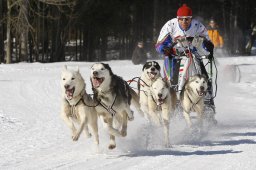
[{"xmin": 0, "ymin": 0, "xmax": 255, "ymax": 63}]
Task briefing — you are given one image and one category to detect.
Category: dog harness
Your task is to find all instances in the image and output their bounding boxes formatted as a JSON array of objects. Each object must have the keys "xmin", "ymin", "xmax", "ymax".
[
  {"xmin": 66, "ymin": 96, "xmax": 83, "ymax": 120},
  {"xmin": 98, "ymin": 94, "xmax": 117, "ymax": 117},
  {"xmin": 183, "ymin": 88, "xmax": 203, "ymax": 113}
]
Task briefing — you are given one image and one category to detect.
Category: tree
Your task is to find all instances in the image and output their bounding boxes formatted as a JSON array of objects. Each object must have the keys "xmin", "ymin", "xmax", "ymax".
[
  {"xmin": 6, "ymin": 0, "xmax": 11, "ymax": 64},
  {"xmin": 0, "ymin": 0, "xmax": 4, "ymax": 63}
]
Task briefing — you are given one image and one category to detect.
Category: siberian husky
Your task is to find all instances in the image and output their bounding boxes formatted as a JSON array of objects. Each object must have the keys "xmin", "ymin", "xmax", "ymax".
[
  {"xmin": 180, "ymin": 74, "xmax": 208, "ymax": 128},
  {"xmin": 60, "ymin": 65, "xmax": 99, "ymax": 146},
  {"xmin": 139, "ymin": 61, "xmax": 161, "ymax": 119},
  {"xmin": 148, "ymin": 77, "xmax": 176, "ymax": 147},
  {"xmin": 90, "ymin": 63, "xmax": 142, "ymax": 149}
]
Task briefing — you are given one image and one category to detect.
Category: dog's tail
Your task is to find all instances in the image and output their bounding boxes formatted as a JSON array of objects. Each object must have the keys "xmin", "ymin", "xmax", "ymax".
[{"xmin": 129, "ymin": 87, "xmax": 144, "ymax": 117}]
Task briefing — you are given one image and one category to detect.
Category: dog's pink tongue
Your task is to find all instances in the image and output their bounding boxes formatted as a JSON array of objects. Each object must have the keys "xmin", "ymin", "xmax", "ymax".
[
  {"xmin": 93, "ymin": 78, "xmax": 101, "ymax": 87},
  {"xmin": 66, "ymin": 90, "xmax": 73, "ymax": 99},
  {"xmin": 157, "ymin": 99, "xmax": 164, "ymax": 105},
  {"xmin": 149, "ymin": 73, "xmax": 156, "ymax": 79}
]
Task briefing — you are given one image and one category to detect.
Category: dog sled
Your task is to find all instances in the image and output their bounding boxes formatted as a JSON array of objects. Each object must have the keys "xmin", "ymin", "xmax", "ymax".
[{"xmin": 164, "ymin": 36, "xmax": 218, "ymax": 125}]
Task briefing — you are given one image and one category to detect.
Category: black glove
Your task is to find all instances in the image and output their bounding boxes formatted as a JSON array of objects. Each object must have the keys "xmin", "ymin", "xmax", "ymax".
[
  {"xmin": 163, "ymin": 47, "xmax": 173, "ymax": 56},
  {"xmin": 204, "ymin": 40, "xmax": 214, "ymax": 60}
]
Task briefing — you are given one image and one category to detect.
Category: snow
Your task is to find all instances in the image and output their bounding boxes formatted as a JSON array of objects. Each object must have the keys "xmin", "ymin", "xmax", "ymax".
[{"xmin": 1, "ymin": 56, "xmax": 256, "ymax": 170}]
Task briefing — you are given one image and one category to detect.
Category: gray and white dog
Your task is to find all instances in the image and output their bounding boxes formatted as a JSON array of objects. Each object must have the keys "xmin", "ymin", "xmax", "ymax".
[
  {"xmin": 139, "ymin": 61, "xmax": 161, "ymax": 120},
  {"xmin": 180, "ymin": 74, "xmax": 208, "ymax": 128},
  {"xmin": 90, "ymin": 63, "xmax": 142, "ymax": 149}
]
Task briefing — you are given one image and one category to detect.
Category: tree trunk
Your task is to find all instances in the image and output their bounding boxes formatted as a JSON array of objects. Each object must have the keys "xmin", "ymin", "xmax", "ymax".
[
  {"xmin": 101, "ymin": 35, "xmax": 107, "ymax": 61},
  {"xmin": 6, "ymin": 0, "xmax": 11, "ymax": 64},
  {"xmin": 152, "ymin": 0, "xmax": 158, "ymax": 42},
  {"xmin": 19, "ymin": 0, "xmax": 28, "ymax": 62},
  {"xmin": 0, "ymin": 0, "xmax": 4, "ymax": 63}
]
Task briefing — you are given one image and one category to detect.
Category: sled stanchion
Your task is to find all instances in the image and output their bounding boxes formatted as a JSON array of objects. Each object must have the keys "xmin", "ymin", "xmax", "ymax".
[{"xmin": 168, "ymin": 36, "xmax": 218, "ymax": 126}]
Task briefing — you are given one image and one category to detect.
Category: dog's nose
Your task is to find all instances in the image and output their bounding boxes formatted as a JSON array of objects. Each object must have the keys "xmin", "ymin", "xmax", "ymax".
[
  {"xmin": 64, "ymin": 84, "xmax": 70, "ymax": 89},
  {"xmin": 158, "ymin": 93, "xmax": 162, "ymax": 98},
  {"xmin": 93, "ymin": 71, "xmax": 98, "ymax": 76},
  {"xmin": 200, "ymin": 86, "xmax": 205, "ymax": 91},
  {"xmin": 151, "ymin": 67, "xmax": 155, "ymax": 71}
]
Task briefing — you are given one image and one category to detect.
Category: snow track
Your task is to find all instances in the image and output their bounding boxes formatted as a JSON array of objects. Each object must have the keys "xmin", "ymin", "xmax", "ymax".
[{"xmin": 0, "ymin": 59, "xmax": 256, "ymax": 170}]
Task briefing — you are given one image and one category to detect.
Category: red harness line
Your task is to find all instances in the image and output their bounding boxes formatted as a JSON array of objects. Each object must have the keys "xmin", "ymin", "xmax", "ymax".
[
  {"xmin": 185, "ymin": 50, "xmax": 193, "ymax": 80},
  {"xmin": 126, "ymin": 79, "xmax": 145, "ymax": 87}
]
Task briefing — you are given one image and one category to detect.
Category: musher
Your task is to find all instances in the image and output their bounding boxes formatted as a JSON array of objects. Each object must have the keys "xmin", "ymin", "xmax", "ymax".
[{"xmin": 155, "ymin": 4, "xmax": 215, "ymax": 107}]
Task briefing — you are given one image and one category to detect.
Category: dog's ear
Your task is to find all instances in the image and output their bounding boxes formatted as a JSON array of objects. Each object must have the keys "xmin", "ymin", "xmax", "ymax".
[
  {"xmin": 75, "ymin": 66, "xmax": 80, "ymax": 73},
  {"xmin": 188, "ymin": 77, "xmax": 192, "ymax": 81},
  {"xmin": 63, "ymin": 65, "xmax": 67, "ymax": 71},
  {"xmin": 201, "ymin": 74, "xmax": 208, "ymax": 82},
  {"xmin": 103, "ymin": 63, "xmax": 114, "ymax": 76},
  {"xmin": 142, "ymin": 62, "xmax": 149, "ymax": 71},
  {"xmin": 142, "ymin": 64, "xmax": 146, "ymax": 71},
  {"xmin": 153, "ymin": 61, "xmax": 161, "ymax": 70},
  {"xmin": 189, "ymin": 76, "xmax": 195, "ymax": 82}
]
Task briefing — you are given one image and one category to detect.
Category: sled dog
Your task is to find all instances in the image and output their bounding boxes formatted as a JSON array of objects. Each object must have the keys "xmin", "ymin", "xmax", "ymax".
[
  {"xmin": 60, "ymin": 65, "xmax": 99, "ymax": 146},
  {"xmin": 139, "ymin": 61, "xmax": 161, "ymax": 119},
  {"xmin": 180, "ymin": 74, "xmax": 208, "ymax": 128},
  {"xmin": 149, "ymin": 77, "xmax": 176, "ymax": 147},
  {"xmin": 90, "ymin": 63, "xmax": 142, "ymax": 149}
]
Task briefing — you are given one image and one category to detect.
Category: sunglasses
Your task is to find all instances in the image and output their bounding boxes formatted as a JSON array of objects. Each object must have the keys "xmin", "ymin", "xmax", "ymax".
[{"xmin": 178, "ymin": 18, "xmax": 191, "ymax": 22}]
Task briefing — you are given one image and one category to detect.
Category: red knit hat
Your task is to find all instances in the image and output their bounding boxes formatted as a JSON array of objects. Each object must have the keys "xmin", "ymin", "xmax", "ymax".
[{"xmin": 177, "ymin": 4, "xmax": 192, "ymax": 18}]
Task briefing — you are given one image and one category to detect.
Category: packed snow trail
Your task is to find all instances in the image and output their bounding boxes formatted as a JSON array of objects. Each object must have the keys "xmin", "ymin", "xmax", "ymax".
[{"xmin": 0, "ymin": 58, "xmax": 256, "ymax": 170}]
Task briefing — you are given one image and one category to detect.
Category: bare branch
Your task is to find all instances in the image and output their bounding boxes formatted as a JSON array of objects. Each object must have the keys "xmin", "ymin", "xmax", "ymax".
[{"xmin": 38, "ymin": 0, "xmax": 76, "ymax": 7}]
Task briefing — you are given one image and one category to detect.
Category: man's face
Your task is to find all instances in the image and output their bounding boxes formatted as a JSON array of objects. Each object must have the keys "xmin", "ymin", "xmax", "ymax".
[
  {"xmin": 209, "ymin": 21, "xmax": 216, "ymax": 28},
  {"xmin": 178, "ymin": 17, "xmax": 192, "ymax": 31},
  {"xmin": 138, "ymin": 43, "xmax": 143, "ymax": 48}
]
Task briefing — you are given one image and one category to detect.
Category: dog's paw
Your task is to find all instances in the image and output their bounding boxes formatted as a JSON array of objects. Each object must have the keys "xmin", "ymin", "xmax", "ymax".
[
  {"xmin": 164, "ymin": 142, "xmax": 172, "ymax": 148},
  {"xmin": 72, "ymin": 133, "xmax": 80, "ymax": 141},
  {"xmin": 128, "ymin": 116, "xmax": 134, "ymax": 121},
  {"xmin": 121, "ymin": 130, "xmax": 127, "ymax": 137},
  {"xmin": 108, "ymin": 144, "xmax": 116, "ymax": 150},
  {"xmin": 138, "ymin": 109, "xmax": 145, "ymax": 117},
  {"xmin": 103, "ymin": 118, "xmax": 108, "ymax": 123},
  {"xmin": 128, "ymin": 111, "xmax": 134, "ymax": 121},
  {"xmin": 85, "ymin": 133, "xmax": 92, "ymax": 138}
]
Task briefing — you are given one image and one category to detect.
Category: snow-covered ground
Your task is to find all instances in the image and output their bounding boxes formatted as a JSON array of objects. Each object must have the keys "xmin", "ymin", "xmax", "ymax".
[{"xmin": 1, "ymin": 56, "xmax": 256, "ymax": 170}]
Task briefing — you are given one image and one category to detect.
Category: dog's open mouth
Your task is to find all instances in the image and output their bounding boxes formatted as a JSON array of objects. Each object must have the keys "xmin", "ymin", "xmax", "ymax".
[
  {"xmin": 196, "ymin": 89, "xmax": 206, "ymax": 96},
  {"xmin": 157, "ymin": 98, "xmax": 164, "ymax": 105},
  {"xmin": 65, "ymin": 87, "xmax": 75, "ymax": 100},
  {"xmin": 92, "ymin": 77, "xmax": 105, "ymax": 88},
  {"xmin": 147, "ymin": 72, "xmax": 157, "ymax": 79}
]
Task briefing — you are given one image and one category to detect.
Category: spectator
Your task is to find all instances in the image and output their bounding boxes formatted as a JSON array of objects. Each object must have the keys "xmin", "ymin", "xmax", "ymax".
[
  {"xmin": 245, "ymin": 21, "xmax": 256, "ymax": 55},
  {"xmin": 208, "ymin": 19, "xmax": 224, "ymax": 49},
  {"xmin": 131, "ymin": 41, "xmax": 147, "ymax": 65}
]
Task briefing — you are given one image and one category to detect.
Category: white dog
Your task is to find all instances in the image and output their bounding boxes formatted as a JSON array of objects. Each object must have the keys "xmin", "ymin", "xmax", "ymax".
[
  {"xmin": 90, "ymin": 63, "xmax": 142, "ymax": 149},
  {"xmin": 60, "ymin": 65, "xmax": 99, "ymax": 146},
  {"xmin": 180, "ymin": 74, "xmax": 208, "ymax": 128},
  {"xmin": 148, "ymin": 77, "xmax": 176, "ymax": 147},
  {"xmin": 139, "ymin": 61, "xmax": 161, "ymax": 119}
]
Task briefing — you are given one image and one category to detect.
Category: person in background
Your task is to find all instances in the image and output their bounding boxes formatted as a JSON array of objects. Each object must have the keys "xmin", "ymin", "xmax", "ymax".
[
  {"xmin": 245, "ymin": 21, "xmax": 256, "ymax": 55},
  {"xmin": 131, "ymin": 41, "xmax": 147, "ymax": 65},
  {"xmin": 208, "ymin": 19, "xmax": 224, "ymax": 50}
]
